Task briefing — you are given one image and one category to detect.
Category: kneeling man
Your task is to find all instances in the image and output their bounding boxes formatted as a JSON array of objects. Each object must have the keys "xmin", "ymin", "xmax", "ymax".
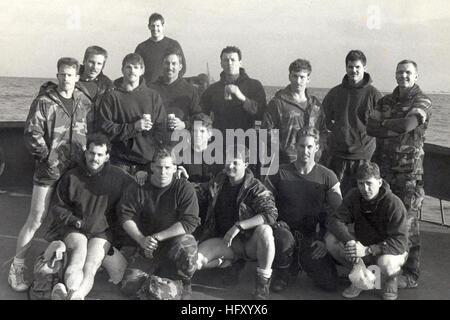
[
  {"xmin": 196, "ymin": 145, "xmax": 278, "ymax": 300},
  {"xmin": 47, "ymin": 133, "xmax": 134, "ymax": 299},
  {"xmin": 118, "ymin": 147, "xmax": 200, "ymax": 298},
  {"xmin": 326, "ymin": 162, "xmax": 408, "ymax": 300}
]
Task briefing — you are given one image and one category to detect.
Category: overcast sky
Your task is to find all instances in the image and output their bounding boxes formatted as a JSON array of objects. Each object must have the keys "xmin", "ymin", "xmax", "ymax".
[{"xmin": 1, "ymin": 0, "xmax": 449, "ymax": 92}]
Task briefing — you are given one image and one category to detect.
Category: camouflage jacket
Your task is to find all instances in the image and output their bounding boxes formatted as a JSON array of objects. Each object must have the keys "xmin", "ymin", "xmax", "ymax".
[
  {"xmin": 197, "ymin": 169, "xmax": 278, "ymax": 242},
  {"xmin": 24, "ymin": 81, "xmax": 93, "ymax": 180},
  {"xmin": 371, "ymin": 84, "xmax": 432, "ymax": 175},
  {"xmin": 263, "ymin": 86, "xmax": 328, "ymax": 163}
]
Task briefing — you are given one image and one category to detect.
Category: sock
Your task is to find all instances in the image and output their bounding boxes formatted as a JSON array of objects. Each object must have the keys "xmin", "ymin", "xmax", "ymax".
[
  {"xmin": 13, "ymin": 257, "xmax": 25, "ymax": 266},
  {"xmin": 256, "ymin": 267, "xmax": 272, "ymax": 279}
]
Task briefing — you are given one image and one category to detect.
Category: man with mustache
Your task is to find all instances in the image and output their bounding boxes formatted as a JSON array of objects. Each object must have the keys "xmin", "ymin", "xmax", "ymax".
[
  {"xmin": 9, "ymin": 57, "xmax": 92, "ymax": 292},
  {"xmin": 118, "ymin": 147, "xmax": 200, "ymax": 299},
  {"xmin": 98, "ymin": 53, "xmax": 167, "ymax": 186},
  {"xmin": 367, "ymin": 60, "xmax": 432, "ymax": 289},
  {"xmin": 149, "ymin": 49, "xmax": 202, "ymax": 143},
  {"xmin": 45, "ymin": 133, "xmax": 134, "ymax": 300},
  {"xmin": 135, "ymin": 12, "xmax": 186, "ymax": 85},
  {"xmin": 323, "ymin": 50, "xmax": 383, "ymax": 196},
  {"xmin": 326, "ymin": 162, "xmax": 408, "ymax": 300},
  {"xmin": 76, "ymin": 46, "xmax": 113, "ymax": 131}
]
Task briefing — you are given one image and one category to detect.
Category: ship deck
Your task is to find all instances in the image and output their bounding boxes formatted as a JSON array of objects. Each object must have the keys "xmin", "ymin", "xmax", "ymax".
[{"xmin": 0, "ymin": 187, "xmax": 449, "ymax": 300}]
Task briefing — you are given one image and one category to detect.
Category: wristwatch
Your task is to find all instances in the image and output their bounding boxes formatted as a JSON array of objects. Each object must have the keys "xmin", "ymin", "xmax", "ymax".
[
  {"xmin": 366, "ymin": 246, "xmax": 374, "ymax": 256},
  {"xmin": 235, "ymin": 223, "xmax": 244, "ymax": 232},
  {"xmin": 75, "ymin": 220, "xmax": 82, "ymax": 229}
]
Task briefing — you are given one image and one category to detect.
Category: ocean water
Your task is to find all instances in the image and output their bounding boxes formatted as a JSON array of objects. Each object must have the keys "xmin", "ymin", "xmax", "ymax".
[{"xmin": 1, "ymin": 76, "xmax": 449, "ymax": 147}]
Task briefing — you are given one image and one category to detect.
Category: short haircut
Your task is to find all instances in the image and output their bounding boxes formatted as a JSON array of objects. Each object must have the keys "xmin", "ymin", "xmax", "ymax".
[
  {"xmin": 152, "ymin": 146, "xmax": 175, "ymax": 163},
  {"xmin": 345, "ymin": 50, "xmax": 367, "ymax": 66},
  {"xmin": 190, "ymin": 113, "xmax": 213, "ymax": 130},
  {"xmin": 220, "ymin": 46, "xmax": 242, "ymax": 61},
  {"xmin": 86, "ymin": 133, "xmax": 111, "ymax": 154},
  {"xmin": 83, "ymin": 46, "xmax": 108, "ymax": 62},
  {"xmin": 295, "ymin": 127, "xmax": 320, "ymax": 145},
  {"xmin": 289, "ymin": 59, "xmax": 312, "ymax": 75},
  {"xmin": 355, "ymin": 162, "xmax": 381, "ymax": 180},
  {"xmin": 397, "ymin": 59, "xmax": 418, "ymax": 72},
  {"xmin": 162, "ymin": 48, "xmax": 183, "ymax": 64},
  {"xmin": 57, "ymin": 57, "xmax": 80, "ymax": 73},
  {"xmin": 225, "ymin": 144, "xmax": 250, "ymax": 163},
  {"xmin": 122, "ymin": 53, "xmax": 144, "ymax": 68},
  {"xmin": 149, "ymin": 12, "xmax": 164, "ymax": 25}
]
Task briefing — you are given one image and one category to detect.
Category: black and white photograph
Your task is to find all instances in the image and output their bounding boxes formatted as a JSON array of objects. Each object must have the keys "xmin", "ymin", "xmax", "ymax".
[{"xmin": 0, "ymin": 0, "xmax": 449, "ymax": 306}]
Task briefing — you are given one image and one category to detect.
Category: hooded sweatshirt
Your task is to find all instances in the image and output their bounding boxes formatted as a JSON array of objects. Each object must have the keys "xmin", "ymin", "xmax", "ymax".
[
  {"xmin": 323, "ymin": 73, "xmax": 382, "ymax": 160},
  {"xmin": 327, "ymin": 181, "xmax": 408, "ymax": 255},
  {"xmin": 46, "ymin": 160, "xmax": 134, "ymax": 241},
  {"xmin": 200, "ymin": 68, "xmax": 266, "ymax": 133},
  {"xmin": 24, "ymin": 81, "xmax": 93, "ymax": 183},
  {"xmin": 263, "ymin": 86, "xmax": 327, "ymax": 163},
  {"xmin": 98, "ymin": 77, "xmax": 167, "ymax": 165}
]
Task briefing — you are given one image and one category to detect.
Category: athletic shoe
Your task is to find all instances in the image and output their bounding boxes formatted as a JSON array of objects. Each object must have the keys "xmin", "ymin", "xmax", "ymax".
[
  {"xmin": 8, "ymin": 262, "xmax": 29, "ymax": 292},
  {"xmin": 382, "ymin": 276, "xmax": 398, "ymax": 300},
  {"xmin": 51, "ymin": 283, "xmax": 68, "ymax": 300},
  {"xmin": 342, "ymin": 284, "xmax": 363, "ymax": 298},
  {"xmin": 398, "ymin": 274, "xmax": 418, "ymax": 289}
]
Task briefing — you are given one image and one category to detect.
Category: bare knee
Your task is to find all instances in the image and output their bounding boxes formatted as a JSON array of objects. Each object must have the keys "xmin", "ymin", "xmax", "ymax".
[
  {"xmin": 324, "ymin": 232, "xmax": 341, "ymax": 255},
  {"xmin": 377, "ymin": 255, "xmax": 403, "ymax": 277},
  {"xmin": 255, "ymin": 225, "xmax": 274, "ymax": 247}
]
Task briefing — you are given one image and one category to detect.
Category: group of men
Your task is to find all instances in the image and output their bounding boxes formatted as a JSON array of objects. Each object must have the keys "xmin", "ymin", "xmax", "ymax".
[{"xmin": 7, "ymin": 11, "xmax": 431, "ymax": 301}]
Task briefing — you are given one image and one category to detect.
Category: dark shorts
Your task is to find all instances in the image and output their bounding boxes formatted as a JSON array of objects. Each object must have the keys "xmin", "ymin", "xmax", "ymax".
[{"xmin": 61, "ymin": 227, "xmax": 113, "ymax": 244}]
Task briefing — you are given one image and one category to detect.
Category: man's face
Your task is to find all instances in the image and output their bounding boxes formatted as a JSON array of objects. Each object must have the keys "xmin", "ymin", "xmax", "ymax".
[
  {"xmin": 191, "ymin": 124, "xmax": 211, "ymax": 152},
  {"xmin": 289, "ymin": 70, "xmax": 310, "ymax": 92},
  {"xmin": 162, "ymin": 54, "xmax": 182, "ymax": 82},
  {"xmin": 150, "ymin": 156, "xmax": 177, "ymax": 188},
  {"xmin": 225, "ymin": 156, "xmax": 247, "ymax": 181},
  {"xmin": 57, "ymin": 65, "xmax": 79, "ymax": 92},
  {"xmin": 396, "ymin": 63, "xmax": 418, "ymax": 89},
  {"xmin": 122, "ymin": 63, "xmax": 144, "ymax": 83},
  {"xmin": 85, "ymin": 143, "xmax": 109, "ymax": 173},
  {"xmin": 149, "ymin": 19, "xmax": 164, "ymax": 39},
  {"xmin": 295, "ymin": 136, "xmax": 319, "ymax": 165},
  {"xmin": 220, "ymin": 52, "xmax": 241, "ymax": 76},
  {"xmin": 83, "ymin": 54, "xmax": 106, "ymax": 80},
  {"xmin": 346, "ymin": 60, "xmax": 366, "ymax": 84},
  {"xmin": 357, "ymin": 177, "xmax": 382, "ymax": 201}
]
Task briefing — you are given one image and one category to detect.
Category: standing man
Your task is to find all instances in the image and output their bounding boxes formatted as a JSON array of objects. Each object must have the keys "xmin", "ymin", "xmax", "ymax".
[
  {"xmin": 118, "ymin": 147, "xmax": 200, "ymax": 299},
  {"xmin": 76, "ymin": 46, "xmax": 114, "ymax": 131},
  {"xmin": 46, "ymin": 133, "xmax": 134, "ymax": 300},
  {"xmin": 264, "ymin": 128, "xmax": 342, "ymax": 292},
  {"xmin": 135, "ymin": 12, "xmax": 186, "ymax": 85},
  {"xmin": 201, "ymin": 46, "xmax": 266, "ymax": 134},
  {"xmin": 149, "ymin": 49, "xmax": 202, "ymax": 142},
  {"xmin": 98, "ymin": 53, "xmax": 167, "ymax": 186},
  {"xmin": 263, "ymin": 58, "xmax": 327, "ymax": 164},
  {"xmin": 9, "ymin": 57, "xmax": 92, "ymax": 292},
  {"xmin": 326, "ymin": 162, "xmax": 408, "ymax": 300},
  {"xmin": 323, "ymin": 50, "xmax": 383, "ymax": 196},
  {"xmin": 367, "ymin": 60, "xmax": 432, "ymax": 289}
]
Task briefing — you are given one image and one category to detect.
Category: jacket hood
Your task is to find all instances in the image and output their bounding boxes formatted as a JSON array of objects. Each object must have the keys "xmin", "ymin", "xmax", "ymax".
[
  {"xmin": 273, "ymin": 86, "xmax": 315, "ymax": 108},
  {"xmin": 77, "ymin": 155, "xmax": 112, "ymax": 177},
  {"xmin": 153, "ymin": 76, "xmax": 184, "ymax": 88},
  {"xmin": 38, "ymin": 81, "xmax": 59, "ymax": 97},
  {"xmin": 359, "ymin": 179, "xmax": 391, "ymax": 212},
  {"xmin": 342, "ymin": 72, "xmax": 373, "ymax": 89},
  {"xmin": 113, "ymin": 76, "xmax": 147, "ymax": 93},
  {"xmin": 219, "ymin": 68, "xmax": 250, "ymax": 84}
]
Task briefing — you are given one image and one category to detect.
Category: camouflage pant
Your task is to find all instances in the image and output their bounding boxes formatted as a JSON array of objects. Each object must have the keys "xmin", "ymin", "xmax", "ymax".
[
  {"xmin": 383, "ymin": 172, "xmax": 424, "ymax": 281},
  {"xmin": 154, "ymin": 234, "xmax": 198, "ymax": 281}
]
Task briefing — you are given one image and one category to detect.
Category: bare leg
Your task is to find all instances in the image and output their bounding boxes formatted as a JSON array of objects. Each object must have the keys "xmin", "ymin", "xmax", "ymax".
[
  {"xmin": 197, "ymin": 238, "xmax": 235, "ymax": 270},
  {"xmin": 15, "ymin": 185, "xmax": 53, "ymax": 258},
  {"xmin": 72, "ymin": 237, "xmax": 111, "ymax": 299},
  {"xmin": 64, "ymin": 232, "xmax": 88, "ymax": 292},
  {"xmin": 244, "ymin": 225, "xmax": 275, "ymax": 270}
]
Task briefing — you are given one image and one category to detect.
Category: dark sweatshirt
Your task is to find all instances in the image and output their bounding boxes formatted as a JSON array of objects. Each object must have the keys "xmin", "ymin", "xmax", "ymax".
[
  {"xmin": 118, "ymin": 177, "xmax": 200, "ymax": 236},
  {"xmin": 327, "ymin": 181, "xmax": 408, "ymax": 255},
  {"xmin": 46, "ymin": 161, "xmax": 134, "ymax": 241},
  {"xmin": 135, "ymin": 37, "xmax": 186, "ymax": 85},
  {"xmin": 201, "ymin": 68, "xmax": 266, "ymax": 133},
  {"xmin": 323, "ymin": 73, "xmax": 382, "ymax": 160},
  {"xmin": 98, "ymin": 78, "xmax": 167, "ymax": 165}
]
